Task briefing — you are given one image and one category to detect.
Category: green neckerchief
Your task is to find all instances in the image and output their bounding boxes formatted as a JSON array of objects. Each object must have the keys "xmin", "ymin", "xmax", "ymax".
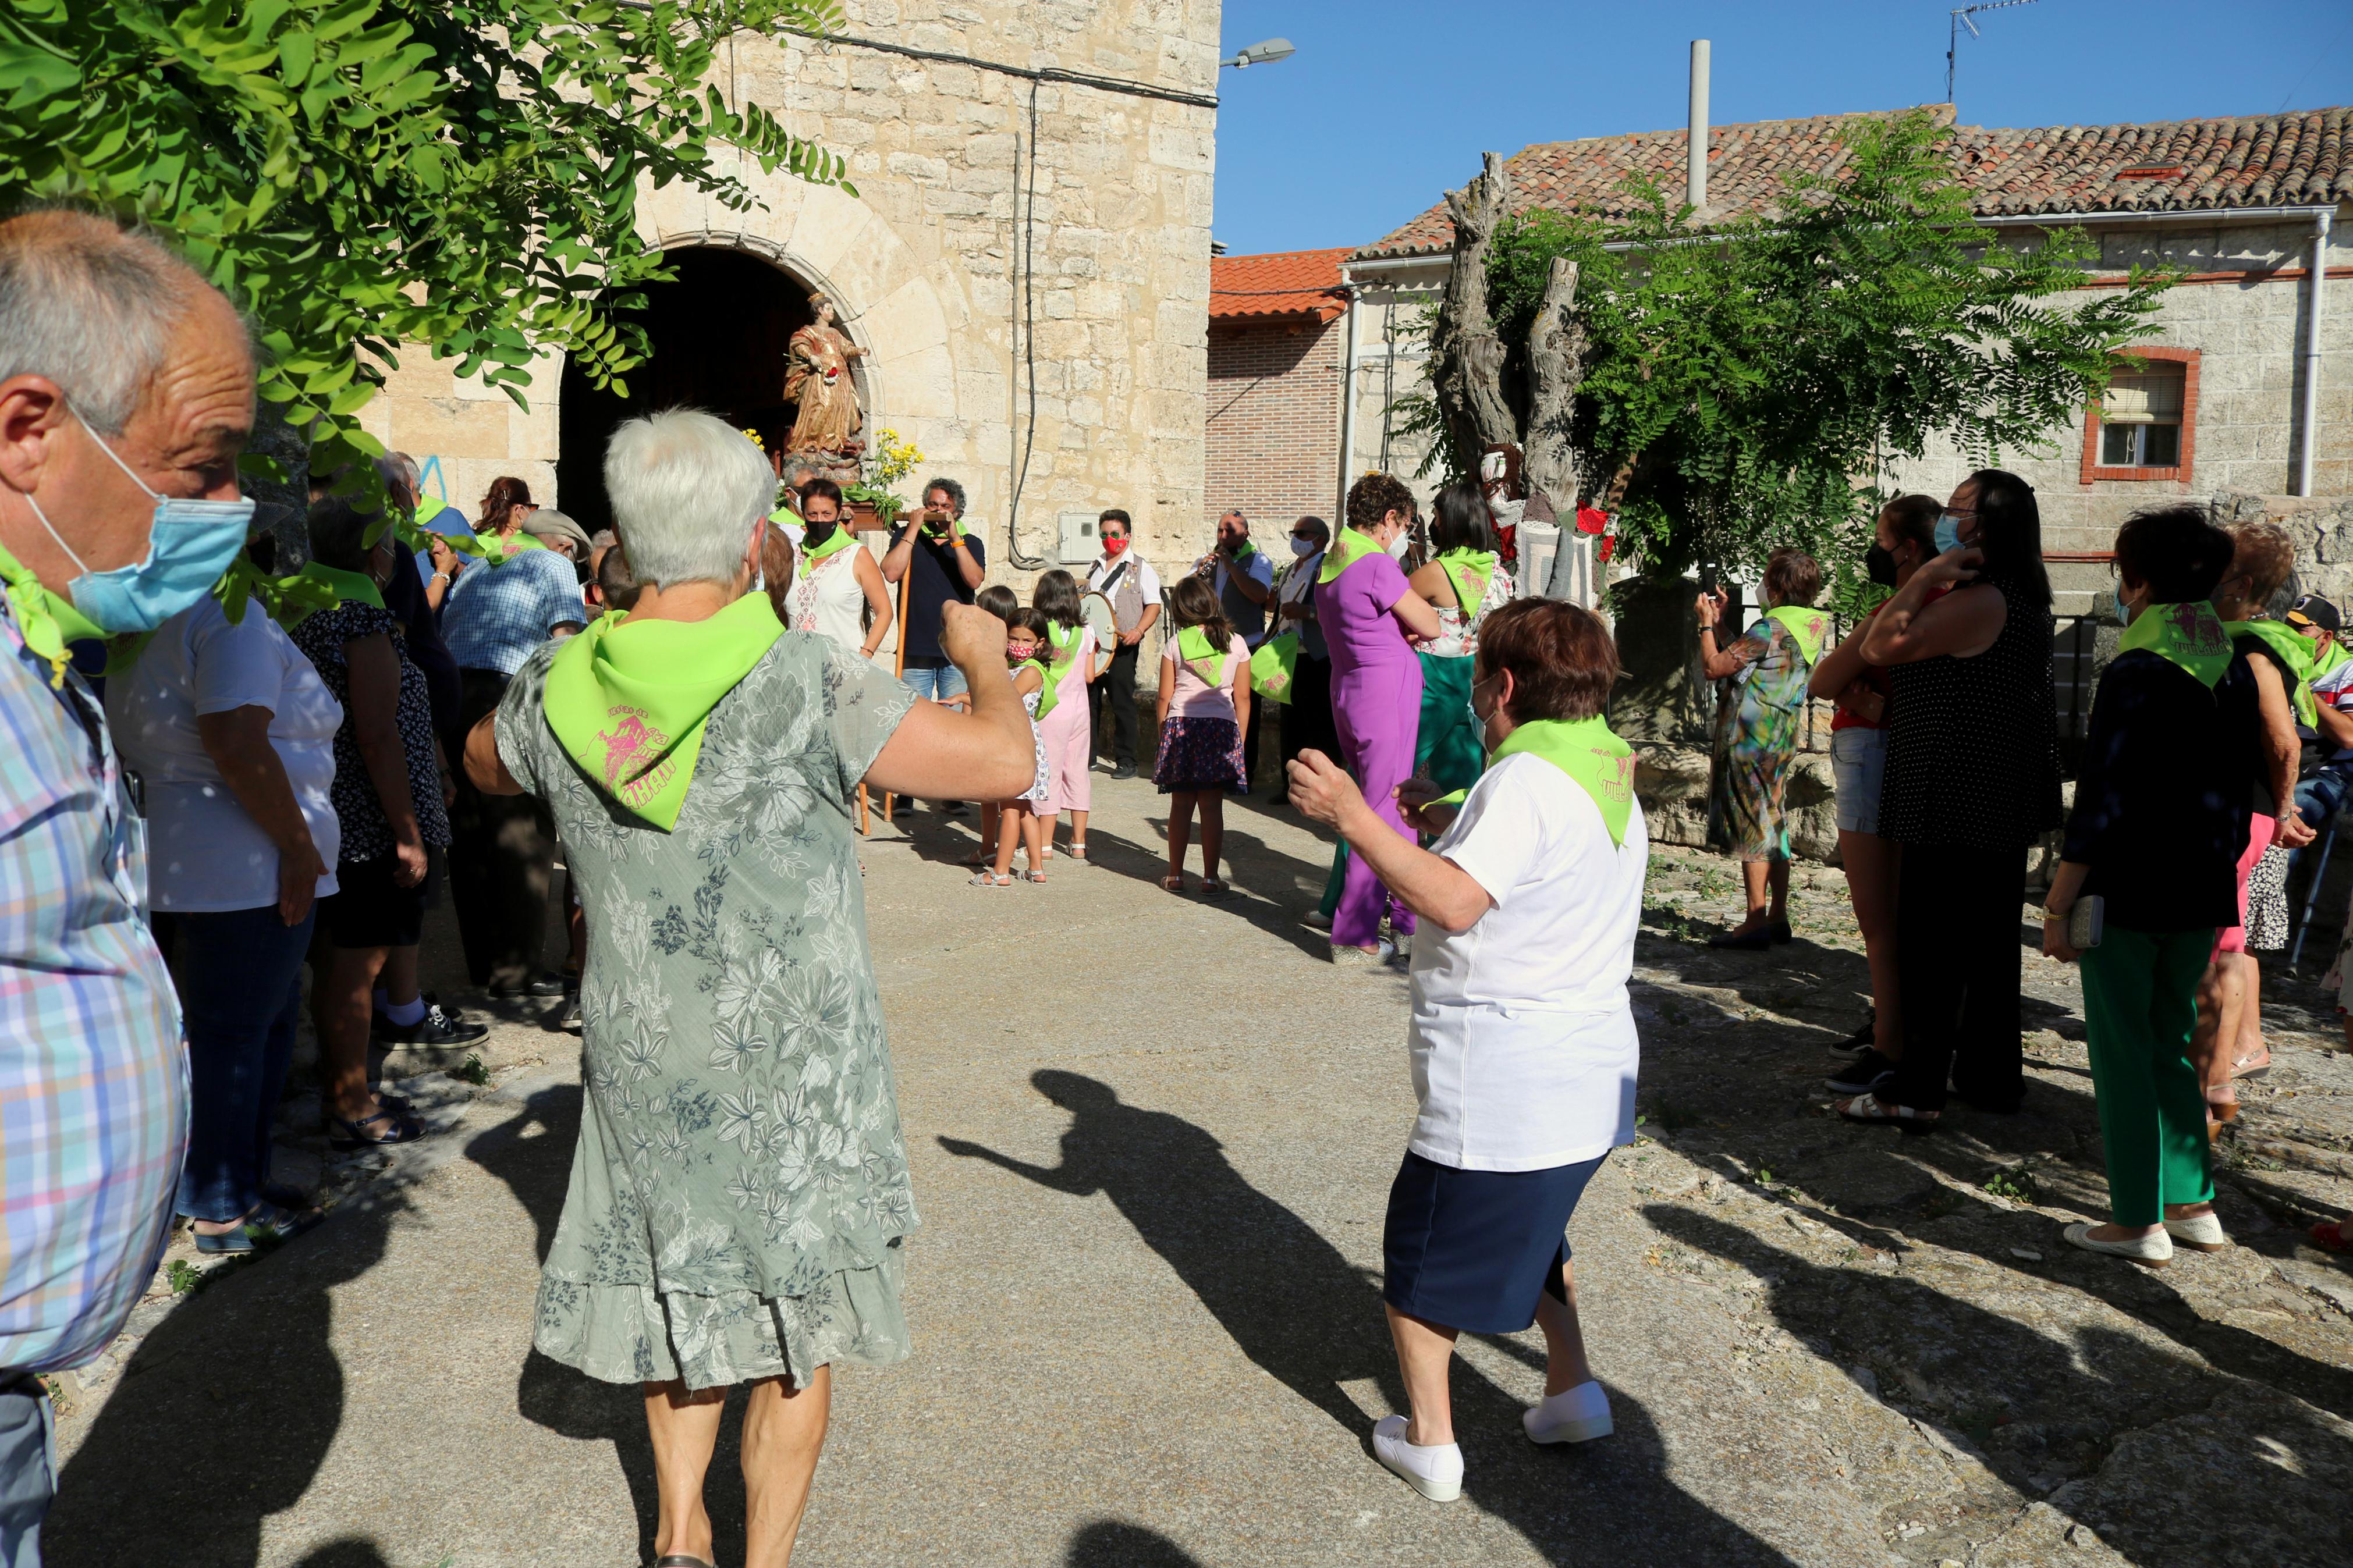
[
  {"xmin": 1763, "ymin": 605, "xmax": 1830, "ymax": 667},
  {"xmin": 1435, "ymin": 547, "xmax": 1497, "ymax": 620},
  {"xmin": 1042, "ymin": 619, "xmax": 1084, "ymax": 696},
  {"xmin": 1013, "ymin": 654, "xmax": 1057, "ymax": 723},
  {"xmin": 2227, "ymin": 616, "xmax": 2319, "ymax": 727},
  {"xmin": 2311, "ymin": 635, "xmax": 2351, "ymax": 681},
  {"xmin": 1318, "ymin": 527, "xmax": 1384, "ymax": 584},
  {"xmin": 453, "ymin": 529, "xmax": 541, "ymax": 568},
  {"xmin": 800, "ymin": 524, "xmax": 856, "ymax": 566},
  {"xmin": 0, "ymin": 538, "xmax": 104, "ymax": 689},
  {"xmin": 543, "ymin": 592, "xmax": 785, "ymax": 830},
  {"xmin": 1176, "ymin": 624, "xmax": 1230, "ymax": 688},
  {"xmin": 1438, "ymin": 714, "xmax": 1637, "ymax": 848},
  {"xmin": 2120, "ymin": 600, "xmax": 2231, "ymax": 689}
]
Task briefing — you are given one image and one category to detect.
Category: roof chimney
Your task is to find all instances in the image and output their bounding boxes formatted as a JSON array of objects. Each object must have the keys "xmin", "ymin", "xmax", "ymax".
[{"xmin": 1687, "ymin": 38, "xmax": 1710, "ymax": 215}]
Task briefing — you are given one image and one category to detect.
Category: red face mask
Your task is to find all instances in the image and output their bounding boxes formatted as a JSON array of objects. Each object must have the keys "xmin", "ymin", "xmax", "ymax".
[
  {"xmin": 1007, "ymin": 643, "xmax": 1038, "ymax": 663},
  {"xmin": 1102, "ymin": 536, "xmax": 1129, "ymax": 556}
]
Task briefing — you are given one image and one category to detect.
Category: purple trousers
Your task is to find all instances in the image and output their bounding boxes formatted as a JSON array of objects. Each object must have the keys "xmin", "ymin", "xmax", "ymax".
[{"xmin": 1331, "ymin": 661, "xmax": 1422, "ymax": 948}]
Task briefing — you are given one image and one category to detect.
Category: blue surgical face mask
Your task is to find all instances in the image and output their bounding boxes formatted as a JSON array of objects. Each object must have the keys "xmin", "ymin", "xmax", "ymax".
[
  {"xmin": 1289, "ymin": 535, "xmax": 1316, "ymax": 557},
  {"xmin": 2116, "ymin": 591, "xmax": 2135, "ymax": 628},
  {"xmin": 1933, "ymin": 514, "xmax": 1965, "ymax": 555},
  {"xmin": 20, "ymin": 410, "xmax": 253, "ymax": 634}
]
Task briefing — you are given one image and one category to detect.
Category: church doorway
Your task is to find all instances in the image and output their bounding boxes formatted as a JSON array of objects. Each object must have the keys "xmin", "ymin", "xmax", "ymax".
[{"xmin": 555, "ymin": 246, "xmax": 817, "ymax": 535}]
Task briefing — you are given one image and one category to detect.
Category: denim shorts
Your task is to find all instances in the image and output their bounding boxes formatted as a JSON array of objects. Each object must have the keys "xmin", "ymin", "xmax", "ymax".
[
  {"xmin": 1831, "ymin": 726, "xmax": 1886, "ymax": 835},
  {"xmin": 899, "ymin": 659, "xmax": 969, "ymax": 703}
]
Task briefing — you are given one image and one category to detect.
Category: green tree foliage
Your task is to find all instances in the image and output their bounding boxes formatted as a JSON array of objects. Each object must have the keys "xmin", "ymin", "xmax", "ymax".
[
  {"xmin": 0, "ymin": 0, "xmax": 851, "ymax": 613},
  {"xmin": 1406, "ymin": 111, "xmax": 2171, "ymax": 587}
]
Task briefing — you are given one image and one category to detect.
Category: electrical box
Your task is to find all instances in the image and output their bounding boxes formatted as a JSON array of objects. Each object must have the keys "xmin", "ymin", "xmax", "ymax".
[{"xmin": 1058, "ymin": 511, "xmax": 1099, "ymax": 566}]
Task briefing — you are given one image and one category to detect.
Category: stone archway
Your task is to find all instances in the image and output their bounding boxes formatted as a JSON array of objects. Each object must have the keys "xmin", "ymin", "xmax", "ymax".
[{"xmin": 554, "ymin": 243, "xmax": 878, "ymax": 534}]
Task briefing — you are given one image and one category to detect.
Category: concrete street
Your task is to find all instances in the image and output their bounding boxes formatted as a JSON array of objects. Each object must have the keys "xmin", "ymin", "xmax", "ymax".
[{"xmin": 47, "ymin": 774, "xmax": 2353, "ymax": 1567}]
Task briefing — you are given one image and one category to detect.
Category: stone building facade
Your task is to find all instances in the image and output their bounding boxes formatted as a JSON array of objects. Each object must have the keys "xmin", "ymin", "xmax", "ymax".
[
  {"xmin": 1340, "ymin": 105, "xmax": 2351, "ymax": 613},
  {"xmin": 1204, "ymin": 248, "xmax": 1348, "ymax": 535},
  {"xmin": 360, "ymin": 1, "xmax": 1220, "ymax": 611}
]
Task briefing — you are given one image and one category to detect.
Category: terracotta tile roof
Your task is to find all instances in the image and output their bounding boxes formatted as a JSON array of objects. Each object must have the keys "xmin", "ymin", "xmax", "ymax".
[
  {"xmin": 1209, "ymin": 247, "xmax": 1351, "ymax": 323},
  {"xmin": 1354, "ymin": 105, "xmax": 2351, "ymax": 261}
]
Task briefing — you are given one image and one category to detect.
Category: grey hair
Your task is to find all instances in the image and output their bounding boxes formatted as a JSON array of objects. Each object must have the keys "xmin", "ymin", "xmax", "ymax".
[
  {"xmin": 375, "ymin": 450, "xmax": 421, "ymax": 507},
  {"xmin": 0, "ymin": 209, "xmax": 218, "ymax": 437},
  {"xmin": 588, "ymin": 528, "xmax": 617, "ymax": 552},
  {"xmin": 922, "ymin": 475, "xmax": 966, "ymax": 518},
  {"xmin": 604, "ymin": 408, "xmax": 775, "ymax": 588}
]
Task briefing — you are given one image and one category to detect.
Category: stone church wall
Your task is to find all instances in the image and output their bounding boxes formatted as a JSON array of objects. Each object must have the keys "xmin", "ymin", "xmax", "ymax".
[{"xmin": 361, "ymin": 0, "xmax": 1219, "ymax": 610}]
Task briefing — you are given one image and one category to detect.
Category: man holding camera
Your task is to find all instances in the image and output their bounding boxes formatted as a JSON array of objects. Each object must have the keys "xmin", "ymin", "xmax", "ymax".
[
  {"xmin": 882, "ymin": 477, "xmax": 988, "ymax": 814},
  {"xmin": 1198, "ymin": 509, "xmax": 1275, "ymax": 789}
]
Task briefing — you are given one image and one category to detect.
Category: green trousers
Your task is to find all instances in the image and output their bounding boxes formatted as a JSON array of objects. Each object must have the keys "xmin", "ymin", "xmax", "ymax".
[{"xmin": 2079, "ymin": 925, "xmax": 2215, "ymax": 1226}]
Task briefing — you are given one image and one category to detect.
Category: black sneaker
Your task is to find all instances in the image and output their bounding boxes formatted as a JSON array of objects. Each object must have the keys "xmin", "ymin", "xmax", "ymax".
[
  {"xmin": 375, "ymin": 998, "xmax": 489, "ymax": 1048},
  {"xmin": 1827, "ymin": 1012, "xmax": 1876, "ymax": 1062},
  {"xmin": 941, "ymin": 801, "xmax": 970, "ymax": 819},
  {"xmin": 1826, "ymin": 1047, "xmax": 1898, "ymax": 1097},
  {"xmin": 488, "ymin": 972, "xmax": 569, "ymax": 1000},
  {"xmin": 1112, "ymin": 763, "xmax": 1138, "ymax": 780}
]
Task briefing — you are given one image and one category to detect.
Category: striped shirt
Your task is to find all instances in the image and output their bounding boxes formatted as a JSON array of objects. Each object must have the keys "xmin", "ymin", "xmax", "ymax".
[{"xmin": 0, "ymin": 596, "xmax": 187, "ymax": 1374}]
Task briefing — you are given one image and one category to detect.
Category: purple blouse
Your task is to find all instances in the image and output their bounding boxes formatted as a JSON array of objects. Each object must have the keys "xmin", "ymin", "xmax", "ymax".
[{"xmin": 1316, "ymin": 549, "xmax": 1419, "ymax": 682}]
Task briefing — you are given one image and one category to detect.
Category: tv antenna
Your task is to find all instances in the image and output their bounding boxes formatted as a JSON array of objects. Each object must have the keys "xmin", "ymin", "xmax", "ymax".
[{"xmin": 1948, "ymin": 0, "xmax": 2037, "ymax": 104}]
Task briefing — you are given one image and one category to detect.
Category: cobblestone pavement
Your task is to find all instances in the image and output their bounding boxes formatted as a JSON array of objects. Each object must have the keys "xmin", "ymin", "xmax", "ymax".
[{"xmin": 45, "ymin": 777, "xmax": 2353, "ymax": 1567}]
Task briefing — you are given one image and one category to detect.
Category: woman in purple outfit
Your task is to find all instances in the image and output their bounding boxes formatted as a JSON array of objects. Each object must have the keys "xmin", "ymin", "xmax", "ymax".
[{"xmin": 1316, "ymin": 474, "xmax": 1442, "ymax": 964}]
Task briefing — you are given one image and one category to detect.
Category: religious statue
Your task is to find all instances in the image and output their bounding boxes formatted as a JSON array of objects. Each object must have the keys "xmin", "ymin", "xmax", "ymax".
[{"xmin": 783, "ymin": 294, "xmax": 868, "ymax": 457}]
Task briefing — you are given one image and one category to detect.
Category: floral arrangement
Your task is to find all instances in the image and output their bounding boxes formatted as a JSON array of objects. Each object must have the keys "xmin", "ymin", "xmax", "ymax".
[{"xmin": 846, "ymin": 428, "xmax": 923, "ymax": 522}]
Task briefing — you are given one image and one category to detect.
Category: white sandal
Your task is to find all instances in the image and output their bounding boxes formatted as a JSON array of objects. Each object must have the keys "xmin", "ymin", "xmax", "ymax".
[{"xmin": 968, "ymin": 870, "xmax": 1013, "ymax": 888}]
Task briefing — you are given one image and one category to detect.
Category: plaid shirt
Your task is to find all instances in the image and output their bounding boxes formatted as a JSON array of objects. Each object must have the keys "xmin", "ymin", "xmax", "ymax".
[
  {"xmin": 441, "ymin": 547, "xmax": 587, "ymax": 675},
  {"xmin": 0, "ymin": 598, "xmax": 186, "ymax": 1374}
]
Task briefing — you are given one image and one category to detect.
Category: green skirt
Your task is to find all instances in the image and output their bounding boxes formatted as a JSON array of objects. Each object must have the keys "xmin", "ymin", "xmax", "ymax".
[{"xmin": 1415, "ymin": 652, "xmax": 1484, "ymax": 797}]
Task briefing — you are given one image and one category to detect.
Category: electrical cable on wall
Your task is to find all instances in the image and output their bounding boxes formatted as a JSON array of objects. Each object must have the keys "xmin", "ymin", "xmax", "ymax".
[{"xmin": 1003, "ymin": 76, "xmax": 1047, "ymax": 569}]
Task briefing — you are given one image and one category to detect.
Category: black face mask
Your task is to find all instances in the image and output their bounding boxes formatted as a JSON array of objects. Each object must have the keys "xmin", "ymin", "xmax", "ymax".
[
  {"xmin": 804, "ymin": 517, "xmax": 837, "ymax": 546},
  {"xmin": 1864, "ymin": 543, "xmax": 1898, "ymax": 587}
]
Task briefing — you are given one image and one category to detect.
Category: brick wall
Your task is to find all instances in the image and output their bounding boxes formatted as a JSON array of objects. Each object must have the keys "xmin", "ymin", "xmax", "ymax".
[{"xmin": 1205, "ymin": 317, "xmax": 1340, "ymax": 541}]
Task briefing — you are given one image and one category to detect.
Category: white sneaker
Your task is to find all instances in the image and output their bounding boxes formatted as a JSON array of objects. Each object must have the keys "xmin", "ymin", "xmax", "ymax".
[
  {"xmin": 1371, "ymin": 1414, "xmax": 1463, "ymax": 1502},
  {"xmin": 2163, "ymin": 1211, "xmax": 2230, "ymax": 1251},
  {"xmin": 1522, "ymin": 1379, "xmax": 1614, "ymax": 1445}
]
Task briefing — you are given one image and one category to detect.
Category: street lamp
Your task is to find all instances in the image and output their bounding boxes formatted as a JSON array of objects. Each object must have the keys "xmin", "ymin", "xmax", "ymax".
[{"xmin": 1220, "ymin": 37, "xmax": 1295, "ymax": 69}]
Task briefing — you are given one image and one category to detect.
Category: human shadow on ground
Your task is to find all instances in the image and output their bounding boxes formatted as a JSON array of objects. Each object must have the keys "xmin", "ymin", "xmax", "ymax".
[
  {"xmin": 1065, "ymin": 1520, "xmax": 1205, "ymax": 1566},
  {"xmin": 48, "ymin": 1187, "xmax": 407, "ymax": 1567},
  {"xmin": 463, "ymin": 1083, "xmax": 736, "ymax": 1568},
  {"xmin": 1074, "ymin": 826, "xmax": 1335, "ymax": 960},
  {"xmin": 1652, "ymin": 1206, "xmax": 2353, "ymax": 1568},
  {"xmin": 941, "ymin": 1071, "xmax": 1800, "ymax": 1567}
]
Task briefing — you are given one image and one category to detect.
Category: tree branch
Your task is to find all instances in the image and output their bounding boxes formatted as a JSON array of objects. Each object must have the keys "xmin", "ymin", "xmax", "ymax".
[
  {"xmin": 1522, "ymin": 254, "xmax": 1587, "ymax": 515},
  {"xmin": 1428, "ymin": 152, "xmax": 1518, "ymax": 470}
]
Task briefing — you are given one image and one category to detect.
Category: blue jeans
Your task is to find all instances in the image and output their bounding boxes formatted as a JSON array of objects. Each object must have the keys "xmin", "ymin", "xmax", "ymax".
[
  {"xmin": 0, "ymin": 1377, "xmax": 52, "ymax": 1568},
  {"xmin": 154, "ymin": 905, "xmax": 316, "ymax": 1223},
  {"xmin": 2295, "ymin": 765, "xmax": 2352, "ymax": 830},
  {"xmin": 899, "ymin": 659, "xmax": 968, "ymax": 703}
]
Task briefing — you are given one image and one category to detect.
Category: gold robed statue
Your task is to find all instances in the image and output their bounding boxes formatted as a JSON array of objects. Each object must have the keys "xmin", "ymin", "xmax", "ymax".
[{"xmin": 783, "ymin": 294, "xmax": 868, "ymax": 456}]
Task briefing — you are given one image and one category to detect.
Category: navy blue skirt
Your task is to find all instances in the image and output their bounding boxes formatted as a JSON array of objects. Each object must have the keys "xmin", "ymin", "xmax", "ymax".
[{"xmin": 1382, "ymin": 1149, "xmax": 1606, "ymax": 1335}]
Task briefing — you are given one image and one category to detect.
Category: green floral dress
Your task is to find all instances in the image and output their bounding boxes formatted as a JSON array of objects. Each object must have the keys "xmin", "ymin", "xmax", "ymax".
[{"xmin": 494, "ymin": 630, "xmax": 918, "ymax": 1391}]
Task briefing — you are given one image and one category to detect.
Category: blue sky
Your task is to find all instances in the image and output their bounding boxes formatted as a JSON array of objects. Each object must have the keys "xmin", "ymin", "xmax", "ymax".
[{"xmin": 1210, "ymin": 0, "xmax": 2353, "ymax": 255}]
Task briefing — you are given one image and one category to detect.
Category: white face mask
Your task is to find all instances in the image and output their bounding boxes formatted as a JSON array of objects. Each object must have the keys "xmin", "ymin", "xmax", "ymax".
[
  {"xmin": 1289, "ymin": 535, "xmax": 1316, "ymax": 557},
  {"xmin": 1386, "ymin": 528, "xmax": 1411, "ymax": 560}
]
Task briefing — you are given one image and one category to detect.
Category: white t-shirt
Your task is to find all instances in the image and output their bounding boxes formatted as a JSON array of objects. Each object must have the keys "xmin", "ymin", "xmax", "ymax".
[
  {"xmin": 1406, "ymin": 752, "xmax": 1648, "ymax": 1172},
  {"xmin": 106, "ymin": 597, "xmax": 343, "ymax": 912},
  {"xmin": 1087, "ymin": 553, "xmax": 1165, "ymax": 605}
]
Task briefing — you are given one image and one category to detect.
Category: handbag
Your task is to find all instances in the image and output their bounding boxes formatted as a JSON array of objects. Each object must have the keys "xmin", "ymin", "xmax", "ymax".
[{"xmin": 1250, "ymin": 632, "xmax": 1300, "ymax": 705}]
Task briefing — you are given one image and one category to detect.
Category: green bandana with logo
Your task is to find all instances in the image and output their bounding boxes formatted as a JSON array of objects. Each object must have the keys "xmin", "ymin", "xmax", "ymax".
[
  {"xmin": 542, "ymin": 592, "xmax": 785, "ymax": 831},
  {"xmin": 1013, "ymin": 654, "xmax": 1059, "ymax": 723},
  {"xmin": 1176, "ymin": 624, "xmax": 1229, "ymax": 688},
  {"xmin": 1438, "ymin": 714, "xmax": 1637, "ymax": 849},
  {"xmin": 1764, "ymin": 605, "xmax": 1830, "ymax": 667},
  {"xmin": 1318, "ymin": 527, "xmax": 1384, "ymax": 584},
  {"xmin": 2121, "ymin": 600, "xmax": 2232, "ymax": 689},
  {"xmin": 2227, "ymin": 616, "xmax": 2319, "ymax": 727},
  {"xmin": 1435, "ymin": 547, "xmax": 1498, "ymax": 620}
]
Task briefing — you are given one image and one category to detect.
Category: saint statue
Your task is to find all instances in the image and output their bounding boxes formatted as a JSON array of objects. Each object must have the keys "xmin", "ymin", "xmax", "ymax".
[{"xmin": 783, "ymin": 294, "xmax": 868, "ymax": 456}]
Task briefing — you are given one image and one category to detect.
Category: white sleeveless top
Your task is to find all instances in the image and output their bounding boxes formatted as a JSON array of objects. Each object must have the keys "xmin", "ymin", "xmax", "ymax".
[{"xmin": 789, "ymin": 545, "xmax": 868, "ymax": 654}]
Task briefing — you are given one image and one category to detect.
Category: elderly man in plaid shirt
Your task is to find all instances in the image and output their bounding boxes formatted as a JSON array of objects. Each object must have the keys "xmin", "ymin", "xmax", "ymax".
[{"xmin": 0, "ymin": 211, "xmax": 257, "ymax": 1563}]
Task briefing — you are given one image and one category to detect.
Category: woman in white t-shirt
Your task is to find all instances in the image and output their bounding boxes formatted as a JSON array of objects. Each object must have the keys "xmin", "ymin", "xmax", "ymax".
[
  {"xmin": 107, "ymin": 591, "xmax": 344, "ymax": 1253},
  {"xmin": 1288, "ymin": 597, "xmax": 1647, "ymax": 1505}
]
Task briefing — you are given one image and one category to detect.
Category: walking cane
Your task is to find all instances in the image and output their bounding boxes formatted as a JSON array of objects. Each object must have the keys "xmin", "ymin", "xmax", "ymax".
[{"xmin": 2290, "ymin": 810, "xmax": 2340, "ymax": 970}]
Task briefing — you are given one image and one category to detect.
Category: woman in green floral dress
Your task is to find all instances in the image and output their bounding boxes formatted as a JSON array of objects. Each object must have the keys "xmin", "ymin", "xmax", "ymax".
[{"xmin": 464, "ymin": 410, "xmax": 1034, "ymax": 1568}]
